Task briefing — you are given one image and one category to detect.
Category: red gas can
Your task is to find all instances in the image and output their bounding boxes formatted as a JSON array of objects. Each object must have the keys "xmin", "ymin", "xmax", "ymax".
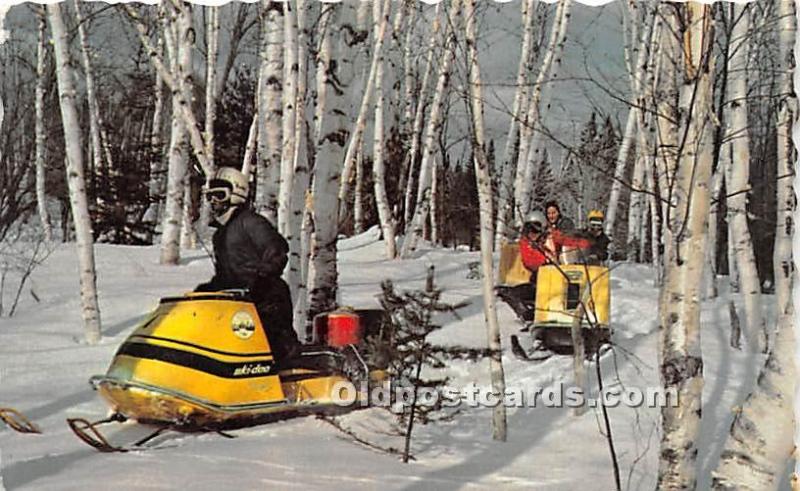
[{"xmin": 326, "ymin": 309, "xmax": 363, "ymax": 347}]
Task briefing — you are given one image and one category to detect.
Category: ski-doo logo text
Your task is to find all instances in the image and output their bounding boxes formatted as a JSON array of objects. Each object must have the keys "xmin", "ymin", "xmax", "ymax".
[
  {"xmin": 231, "ymin": 311, "xmax": 256, "ymax": 340},
  {"xmin": 233, "ymin": 363, "xmax": 271, "ymax": 376}
]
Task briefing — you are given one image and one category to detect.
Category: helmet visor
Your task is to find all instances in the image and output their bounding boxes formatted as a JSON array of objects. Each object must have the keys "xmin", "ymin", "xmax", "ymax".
[
  {"xmin": 523, "ymin": 221, "xmax": 544, "ymax": 235},
  {"xmin": 204, "ymin": 187, "xmax": 231, "ymax": 203}
]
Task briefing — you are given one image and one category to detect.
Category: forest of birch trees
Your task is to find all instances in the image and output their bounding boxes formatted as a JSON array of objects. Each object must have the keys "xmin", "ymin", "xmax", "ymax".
[{"xmin": 0, "ymin": 0, "xmax": 796, "ymax": 487}]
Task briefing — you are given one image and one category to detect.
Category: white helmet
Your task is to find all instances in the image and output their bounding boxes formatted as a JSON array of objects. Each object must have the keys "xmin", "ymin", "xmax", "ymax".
[
  {"xmin": 525, "ymin": 210, "xmax": 546, "ymax": 230},
  {"xmin": 205, "ymin": 167, "xmax": 249, "ymax": 205}
]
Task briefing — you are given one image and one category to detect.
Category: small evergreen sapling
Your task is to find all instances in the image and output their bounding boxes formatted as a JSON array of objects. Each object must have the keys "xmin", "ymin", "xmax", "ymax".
[{"xmin": 373, "ymin": 266, "xmax": 491, "ymax": 462}]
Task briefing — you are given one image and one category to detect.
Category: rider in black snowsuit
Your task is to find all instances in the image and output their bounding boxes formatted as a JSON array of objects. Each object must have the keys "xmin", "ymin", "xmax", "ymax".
[{"xmin": 195, "ymin": 167, "xmax": 300, "ymax": 360}]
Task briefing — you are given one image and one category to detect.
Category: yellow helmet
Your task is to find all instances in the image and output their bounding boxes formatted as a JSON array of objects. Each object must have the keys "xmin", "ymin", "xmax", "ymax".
[{"xmin": 588, "ymin": 209, "xmax": 604, "ymax": 222}]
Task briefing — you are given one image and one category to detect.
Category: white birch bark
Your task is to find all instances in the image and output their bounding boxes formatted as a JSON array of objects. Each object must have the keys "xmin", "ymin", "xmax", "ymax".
[
  {"xmin": 430, "ymin": 156, "xmax": 438, "ymax": 245},
  {"xmin": 309, "ymin": 3, "xmax": 352, "ymax": 320},
  {"xmin": 514, "ymin": 0, "xmax": 572, "ymax": 222},
  {"xmin": 703, "ymin": 167, "xmax": 723, "ymax": 299},
  {"xmin": 653, "ymin": 5, "xmax": 680, "ymax": 284},
  {"xmin": 658, "ymin": 4, "xmax": 715, "ymax": 488},
  {"xmin": 204, "ymin": 6, "xmax": 220, "ymax": 171},
  {"xmin": 773, "ymin": 0, "xmax": 796, "ymax": 325},
  {"xmin": 241, "ymin": 112, "xmax": 258, "ymax": 178},
  {"xmin": 626, "ymin": 150, "xmax": 646, "ymax": 262},
  {"xmin": 255, "ymin": 1, "xmax": 283, "ymax": 223},
  {"xmin": 495, "ymin": 0, "xmax": 536, "ymax": 246},
  {"xmin": 48, "ymin": 2, "xmax": 102, "ymax": 344},
  {"xmin": 74, "ymin": 0, "xmax": 110, "ymax": 192},
  {"xmin": 144, "ymin": 34, "xmax": 166, "ymax": 233},
  {"xmin": 338, "ymin": 0, "xmax": 392, "ymax": 214},
  {"xmin": 725, "ymin": 4, "xmax": 764, "ymax": 353},
  {"xmin": 159, "ymin": 2, "xmax": 192, "ymax": 265},
  {"xmin": 372, "ymin": 0, "xmax": 397, "ymax": 260},
  {"xmin": 400, "ymin": 6, "xmax": 455, "ymax": 258},
  {"xmin": 124, "ymin": 5, "xmax": 212, "ymax": 177},
  {"xmin": 605, "ymin": 107, "xmax": 637, "ymax": 237},
  {"xmin": 464, "ymin": 0, "xmax": 507, "ymax": 441},
  {"xmin": 277, "ymin": 1, "xmax": 298, "ymax": 237},
  {"xmin": 605, "ymin": 5, "xmax": 655, "ymax": 237},
  {"xmin": 286, "ymin": 0, "xmax": 310, "ymax": 305},
  {"xmin": 35, "ymin": 9, "xmax": 52, "ymax": 242},
  {"xmin": 401, "ymin": 6, "xmax": 441, "ymax": 229}
]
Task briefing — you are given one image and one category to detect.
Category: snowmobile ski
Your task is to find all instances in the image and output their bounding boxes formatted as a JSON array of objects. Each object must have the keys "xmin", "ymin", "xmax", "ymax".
[
  {"xmin": 67, "ymin": 414, "xmax": 183, "ymax": 453},
  {"xmin": 510, "ymin": 335, "xmax": 553, "ymax": 362},
  {"xmin": 0, "ymin": 406, "xmax": 41, "ymax": 434}
]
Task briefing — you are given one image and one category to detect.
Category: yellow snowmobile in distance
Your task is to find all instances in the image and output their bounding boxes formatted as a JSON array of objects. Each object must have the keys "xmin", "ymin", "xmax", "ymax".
[
  {"xmin": 497, "ymin": 242, "xmax": 611, "ymax": 358},
  {"xmin": 68, "ymin": 291, "xmax": 388, "ymax": 452}
]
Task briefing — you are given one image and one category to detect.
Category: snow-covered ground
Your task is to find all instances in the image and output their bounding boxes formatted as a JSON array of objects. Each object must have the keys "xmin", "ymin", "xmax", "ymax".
[{"xmin": 0, "ymin": 230, "xmax": 781, "ymax": 490}]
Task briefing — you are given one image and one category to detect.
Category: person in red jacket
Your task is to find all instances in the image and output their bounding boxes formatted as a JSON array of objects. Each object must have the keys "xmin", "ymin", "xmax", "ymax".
[
  {"xmin": 498, "ymin": 210, "xmax": 591, "ymax": 322},
  {"xmin": 519, "ymin": 211, "xmax": 590, "ymax": 273}
]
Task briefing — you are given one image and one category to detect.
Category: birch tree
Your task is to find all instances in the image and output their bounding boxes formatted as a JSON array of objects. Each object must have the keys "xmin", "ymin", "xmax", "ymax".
[
  {"xmin": 143, "ymin": 33, "xmax": 165, "ymax": 235},
  {"xmin": 657, "ymin": 4, "xmax": 715, "ymax": 488},
  {"xmin": 277, "ymin": 1, "xmax": 298, "ymax": 237},
  {"xmin": 495, "ymin": 0, "xmax": 537, "ymax": 246},
  {"xmin": 48, "ymin": 1, "xmax": 102, "ymax": 344},
  {"xmin": 604, "ymin": 3, "xmax": 655, "ymax": 237},
  {"xmin": 35, "ymin": 8, "xmax": 52, "ymax": 242},
  {"xmin": 724, "ymin": 3, "xmax": 765, "ymax": 353},
  {"xmin": 372, "ymin": 0, "xmax": 397, "ymax": 259},
  {"xmin": 400, "ymin": 5, "xmax": 440, "ymax": 230},
  {"xmin": 400, "ymin": 6, "xmax": 456, "ymax": 258},
  {"xmin": 773, "ymin": 0, "xmax": 796, "ymax": 326},
  {"xmin": 286, "ymin": 0, "xmax": 311, "ymax": 308},
  {"xmin": 464, "ymin": 0, "xmax": 507, "ymax": 441},
  {"xmin": 514, "ymin": 0, "xmax": 572, "ymax": 223},
  {"xmin": 255, "ymin": 1, "xmax": 283, "ymax": 223},
  {"xmin": 309, "ymin": 3, "xmax": 353, "ymax": 321},
  {"xmin": 74, "ymin": 0, "xmax": 113, "ymax": 194},
  {"xmin": 337, "ymin": 0, "xmax": 392, "ymax": 218}
]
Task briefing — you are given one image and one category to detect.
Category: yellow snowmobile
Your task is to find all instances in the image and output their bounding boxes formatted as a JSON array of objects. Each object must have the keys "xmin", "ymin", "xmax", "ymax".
[
  {"xmin": 68, "ymin": 291, "xmax": 387, "ymax": 452},
  {"xmin": 496, "ymin": 242, "xmax": 611, "ymax": 359}
]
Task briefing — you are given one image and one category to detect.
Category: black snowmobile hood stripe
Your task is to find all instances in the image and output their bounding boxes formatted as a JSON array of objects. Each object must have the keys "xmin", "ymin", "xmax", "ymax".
[
  {"xmin": 116, "ymin": 342, "xmax": 276, "ymax": 379},
  {"xmin": 129, "ymin": 334, "xmax": 273, "ymax": 358},
  {"xmin": 159, "ymin": 294, "xmax": 253, "ymax": 304}
]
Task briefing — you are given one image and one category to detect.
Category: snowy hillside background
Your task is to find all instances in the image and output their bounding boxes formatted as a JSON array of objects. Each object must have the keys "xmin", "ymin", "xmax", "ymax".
[{"xmin": 0, "ymin": 229, "xmax": 788, "ymax": 490}]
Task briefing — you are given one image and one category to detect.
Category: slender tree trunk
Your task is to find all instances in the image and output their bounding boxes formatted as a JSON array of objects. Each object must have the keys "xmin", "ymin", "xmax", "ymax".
[
  {"xmin": 773, "ymin": 0, "xmax": 796, "ymax": 327},
  {"xmin": 202, "ymin": 6, "xmax": 220, "ymax": 240},
  {"xmin": 159, "ymin": 2, "xmax": 193, "ymax": 265},
  {"xmin": 35, "ymin": 9, "xmax": 52, "ymax": 242},
  {"xmin": 463, "ymin": 0, "xmax": 507, "ymax": 442},
  {"xmin": 725, "ymin": 3, "xmax": 764, "ymax": 352},
  {"xmin": 144, "ymin": 34, "xmax": 166, "ymax": 236},
  {"xmin": 400, "ymin": 5, "xmax": 455, "ymax": 258},
  {"xmin": 125, "ymin": 4, "xmax": 212, "ymax": 176},
  {"xmin": 657, "ymin": 4, "xmax": 715, "ymax": 488},
  {"xmin": 48, "ymin": 2, "xmax": 102, "ymax": 344},
  {"xmin": 241, "ymin": 111, "xmax": 258, "ymax": 177},
  {"xmin": 626, "ymin": 151, "xmax": 646, "ymax": 262},
  {"xmin": 74, "ymin": 1, "xmax": 113, "ymax": 174},
  {"xmin": 277, "ymin": 0, "xmax": 298, "ymax": 237},
  {"xmin": 401, "ymin": 5, "xmax": 441, "ymax": 230},
  {"xmin": 372, "ymin": 0, "xmax": 396, "ymax": 260},
  {"xmin": 514, "ymin": 0, "xmax": 572, "ymax": 223},
  {"xmin": 338, "ymin": 0, "xmax": 391, "ymax": 215},
  {"xmin": 495, "ymin": 0, "xmax": 536, "ymax": 246},
  {"xmin": 286, "ymin": 0, "xmax": 310, "ymax": 308},
  {"xmin": 703, "ymin": 166, "xmax": 723, "ymax": 299},
  {"xmin": 255, "ymin": 1, "xmax": 283, "ymax": 223},
  {"xmin": 309, "ymin": 3, "xmax": 353, "ymax": 321}
]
